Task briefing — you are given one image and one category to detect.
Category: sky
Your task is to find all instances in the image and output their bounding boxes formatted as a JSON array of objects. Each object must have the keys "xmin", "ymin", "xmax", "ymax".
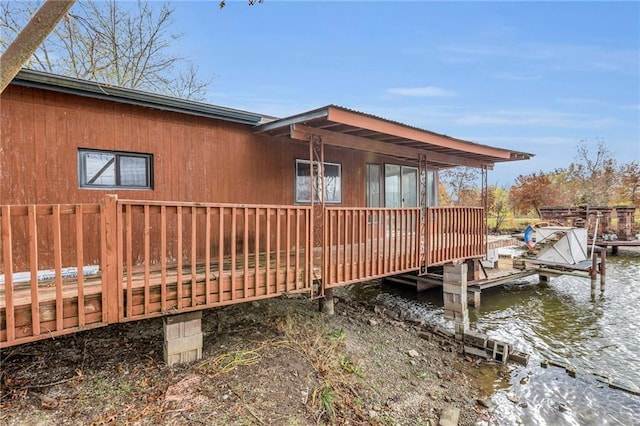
[{"xmin": 169, "ymin": 1, "xmax": 640, "ymax": 186}]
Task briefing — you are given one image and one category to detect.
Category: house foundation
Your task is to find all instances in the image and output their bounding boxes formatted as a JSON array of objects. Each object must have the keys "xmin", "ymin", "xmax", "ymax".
[{"xmin": 163, "ymin": 311, "xmax": 203, "ymax": 366}]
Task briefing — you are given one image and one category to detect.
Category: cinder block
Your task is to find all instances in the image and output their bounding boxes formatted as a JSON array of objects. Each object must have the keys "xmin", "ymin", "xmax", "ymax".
[
  {"xmin": 497, "ymin": 254, "xmax": 513, "ymax": 269},
  {"xmin": 467, "ymin": 289, "xmax": 481, "ymax": 307},
  {"xmin": 444, "ymin": 292, "xmax": 467, "ymax": 305},
  {"xmin": 510, "ymin": 351, "xmax": 530, "ymax": 366},
  {"xmin": 443, "ymin": 271, "xmax": 467, "ymax": 285},
  {"xmin": 454, "ymin": 319, "xmax": 469, "ymax": 336},
  {"xmin": 164, "ymin": 347, "xmax": 202, "ymax": 367},
  {"xmin": 163, "ymin": 313, "xmax": 202, "ymax": 341},
  {"xmin": 444, "ymin": 308, "xmax": 468, "ymax": 321},
  {"xmin": 444, "ymin": 263, "xmax": 468, "ymax": 275},
  {"xmin": 163, "ymin": 311, "xmax": 204, "ymax": 366},
  {"xmin": 443, "ymin": 283, "xmax": 464, "ymax": 294},
  {"xmin": 164, "ymin": 333, "xmax": 203, "ymax": 355},
  {"xmin": 444, "ymin": 302, "xmax": 465, "ymax": 312},
  {"xmin": 453, "ymin": 309, "xmax": 468, "ymax": 320},
  {"xmin": 164, "ymin": 322, "xmax": 182, "ymax": 341},
  {"xmin": 443, "ymin": 292, "xmax": 454, "ymax": 303},
  {"xmin": 183, "ymin": 318, "xmax": 202, "ymax": 337},
  {"xmin": 464, "ymin": 345, "xmax": 488, "ymax": 359},
  {"xmin": 464, "ymin": 330, "xmax": 487, "ymax": 348},
  {"xmin": 513, "ymin": 259, "xmax": 526, "ymax": 270},
  {"xmin": 443, "ymin": 264, "xmax": 468, "ymax": 282}
]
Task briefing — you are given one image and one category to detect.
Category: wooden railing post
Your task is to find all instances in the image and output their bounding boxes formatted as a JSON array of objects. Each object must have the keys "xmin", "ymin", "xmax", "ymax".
[{"xmin": 101, "ymin": 194, "xmax": 118, "ymax": 324}]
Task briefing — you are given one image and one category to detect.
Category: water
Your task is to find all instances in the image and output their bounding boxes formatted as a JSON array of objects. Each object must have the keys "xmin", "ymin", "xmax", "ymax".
[{"xmin": 346, "ymin": 249, "xmax": 640, "ymax": 425}]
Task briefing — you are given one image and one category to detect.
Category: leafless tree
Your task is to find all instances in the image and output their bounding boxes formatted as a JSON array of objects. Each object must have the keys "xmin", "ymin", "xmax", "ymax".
[
  {"xmin": 1, "ymin": 0, "xmax": 213, "ymax": 100},
  {"xmin": 569, "ymin": 139, "xmax": 617, "ymax": 206}
]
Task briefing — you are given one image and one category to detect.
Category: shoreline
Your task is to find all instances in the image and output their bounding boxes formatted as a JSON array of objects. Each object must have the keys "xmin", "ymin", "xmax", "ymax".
[{"xmin": 0, "ymin": 291, "xmax": 509, "ymax": 425}]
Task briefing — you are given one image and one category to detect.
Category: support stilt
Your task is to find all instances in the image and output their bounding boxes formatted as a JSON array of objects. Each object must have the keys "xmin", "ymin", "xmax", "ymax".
[
  {"xmin": 599, "ymin": 249, "xmax": 606, "ymax": 293},
  {"xmin": 163, "ymin": 311, "xmax": 203, "ymax": 366},
  {"xmin": 319, "ymin": 287, "xmax": 335, "ymax": 315},
  {"xmin": 443, "ymin": 263, "xmax": 469, "ymax": 340}
]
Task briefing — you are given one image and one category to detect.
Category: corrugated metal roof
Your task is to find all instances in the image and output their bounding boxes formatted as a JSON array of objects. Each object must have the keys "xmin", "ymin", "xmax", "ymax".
[
  {"xmin": 254, "ymin": 105, "xmax": 533, "ymax": 169},
  {"xmin": 10, "ymin": 69, "xmax": 264, "ymax": 125}
]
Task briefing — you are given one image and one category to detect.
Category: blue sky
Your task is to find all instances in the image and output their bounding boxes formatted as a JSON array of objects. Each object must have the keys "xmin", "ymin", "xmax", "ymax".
[{"xmin": 171, "ymin": 1, "xmax": 639, "ymax": 186}]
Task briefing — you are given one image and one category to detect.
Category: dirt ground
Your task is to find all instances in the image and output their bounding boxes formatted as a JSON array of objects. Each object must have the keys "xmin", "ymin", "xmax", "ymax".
[{"xmin": 0, "ymin": 286, "xmax": 509, "ymax": 425}]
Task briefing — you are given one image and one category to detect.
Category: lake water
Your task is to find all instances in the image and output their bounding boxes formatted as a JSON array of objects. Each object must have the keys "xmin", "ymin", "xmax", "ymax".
[{"xmin": 348, "ymin": 248, "xmax": 640, "ymax": 425}]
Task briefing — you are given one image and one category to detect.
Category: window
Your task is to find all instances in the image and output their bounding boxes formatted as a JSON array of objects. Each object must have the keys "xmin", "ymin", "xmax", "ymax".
[
  {"xmin": 369, "ymin": 162, "xmax": 436, "ymax": 207},
  {"xmin": 78, "ymin": 149, "xmax": 153, "ymax": 189},
  {"xmin": 295, "ymin": 159, "xmax": 341, "ymax": 203},
  {"xmin": 427, "ymin": 170, "xmax": 437, "ymax": 207},
  {"xmin": 366, "ymin": 164, "xmax": 382, "ymax": 207},
  {"xmin": 384, "ymin": 164, "xmax": 418, "ymax": 207}
]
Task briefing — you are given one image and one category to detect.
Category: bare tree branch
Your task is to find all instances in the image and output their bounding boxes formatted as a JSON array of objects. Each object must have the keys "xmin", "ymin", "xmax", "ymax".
[{"xmin": 1, "ymin": 0, "xmax": 212, "ymax": 100}]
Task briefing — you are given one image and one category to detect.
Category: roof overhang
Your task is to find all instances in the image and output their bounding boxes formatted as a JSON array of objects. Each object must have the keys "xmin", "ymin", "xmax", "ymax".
[
  {"xmin": 9, "ymin": 69, "xmax": 264, "ymax": 125},
  {"xmin": 254, "ymin": 105, "xmax": 533, "ymax": 169}
]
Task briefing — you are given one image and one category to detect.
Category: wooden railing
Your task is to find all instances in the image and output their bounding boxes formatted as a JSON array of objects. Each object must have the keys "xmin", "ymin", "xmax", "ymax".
[
  {"xmin": 0, "ymin": 203, "xmax": 106, "ymax": 345},
  {"xmin": 116, "ymin": 199, "xmax": 312, "ymax": 321},
  {"xmin": 323, "ymin": 208, "xmax": 421, "ymax": 287},
  {"xmin": 1, "ymin": 197, "xmax": 486, "ymax": 347},
  {"xmin": 426, "ymin": 207, "xmax": 485, "ymax": 265}
]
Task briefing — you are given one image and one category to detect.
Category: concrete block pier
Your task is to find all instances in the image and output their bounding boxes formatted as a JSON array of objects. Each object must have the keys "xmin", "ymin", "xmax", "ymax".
[
  {"xmin": 163, "ymin": 311, "xmax": 203, "ymax": 366},
  {"xmin": 443, "ymin": 263, "xmax": 469, "ymax": 339}
]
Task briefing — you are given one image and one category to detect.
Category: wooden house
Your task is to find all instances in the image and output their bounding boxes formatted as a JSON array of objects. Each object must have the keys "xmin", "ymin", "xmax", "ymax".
[{"xmin": 0, "ymin": 70, "xmax": 532, "ymax": 348}]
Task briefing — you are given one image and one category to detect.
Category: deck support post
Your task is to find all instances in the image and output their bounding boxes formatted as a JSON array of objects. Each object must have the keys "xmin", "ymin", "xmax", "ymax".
[
  {"xmin": 418, "ymin": 154, "xmax": 428, "ymax": 275},
  {"xmin": 102, "ymin": 194, "xmax": 119, "ymax": 324},
  {"xmin": 590, "ymin": 252, "xmax": 598, "ymax": 299},
  {"xmin": 163, "ymin": 311, "xmax": 203, "ymax": 366},
  {"xmin": 309, "ymin": 132, "xmax": 325, "ymax": 298},
  {"xmin": 466, "ymin": 259, "xmax": 480, "ymax": 281},
  {"xmin": 539, "ymin": 274, "xmax": 550, "ymax": 283},
  {"xmin": 319, "ymin": 287, "xmax": 335, "ymax": 315},
  {"xmin": 467, "ymin": 288, "xmax": 481, "ymax": 308},
  {"xmin": 443, "ymin": 263, "xmax": 469, "ymax": 340},
  {"xmin": 599, "ymin": 249, "xmax": 606, "ymax": 293}
]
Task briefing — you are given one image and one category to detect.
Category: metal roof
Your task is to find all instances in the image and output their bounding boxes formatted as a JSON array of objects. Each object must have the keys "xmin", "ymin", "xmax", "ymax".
[
  {"xmin": 9, "ymin": 71, "xmax": 534, "ymax": 169},
  {"xmin": 10, "ymin": 69, "xmax": 264, "ymax": 125},
  {"xmin": 254, "ymin": 105, "xmax": 534, "ymax": 169}
]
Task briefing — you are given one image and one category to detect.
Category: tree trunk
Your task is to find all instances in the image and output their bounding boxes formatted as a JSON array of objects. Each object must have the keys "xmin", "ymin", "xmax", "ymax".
[{"xmin": 0, "ymin": 0, "xmax": 75, "ymax": 93}]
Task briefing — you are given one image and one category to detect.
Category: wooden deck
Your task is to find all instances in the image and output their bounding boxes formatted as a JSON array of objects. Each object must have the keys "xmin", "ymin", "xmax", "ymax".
[{"xmin": 1, "ymin": 197, "xmax": 487, "ymax": 347}]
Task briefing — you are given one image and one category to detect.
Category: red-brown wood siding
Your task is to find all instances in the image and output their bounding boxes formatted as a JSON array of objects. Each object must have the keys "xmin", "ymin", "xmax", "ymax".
[{"xmin": 1, "ymin": 86, "xmax": 419, "ymax": 272}]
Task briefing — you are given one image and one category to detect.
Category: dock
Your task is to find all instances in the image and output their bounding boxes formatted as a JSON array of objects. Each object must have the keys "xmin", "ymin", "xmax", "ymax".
[
  {"xmin": 388, "ymin": 243, "xmax": 609, "ymax": 307},
  {"xmin": 590, "ymin": 239, "xmax": 640, "ymax": 255}
]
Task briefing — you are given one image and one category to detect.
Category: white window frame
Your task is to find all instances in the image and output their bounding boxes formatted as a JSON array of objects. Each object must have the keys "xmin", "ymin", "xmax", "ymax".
[
  {"xmin": 78, "ymin": 149, "xmax": 153, "ymax": 190},
  {"xmin": 295, "ymin": 159, "xmax": 342, "ymax": 204}
]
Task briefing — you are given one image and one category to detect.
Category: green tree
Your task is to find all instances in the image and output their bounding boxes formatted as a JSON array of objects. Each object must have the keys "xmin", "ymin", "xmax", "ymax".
[{"xmin": 488, "ymin": 185, "xmax": 509, "ymax": 232}]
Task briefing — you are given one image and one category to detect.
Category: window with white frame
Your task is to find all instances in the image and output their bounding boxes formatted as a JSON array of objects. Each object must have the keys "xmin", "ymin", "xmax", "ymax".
[
  {"xmin": 295, "ymin": 159, "xmax": 342, "ymax": 203},
  {"xmin": 78, "ymin": 149, "xmax": 153, "ymax": 189}
]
